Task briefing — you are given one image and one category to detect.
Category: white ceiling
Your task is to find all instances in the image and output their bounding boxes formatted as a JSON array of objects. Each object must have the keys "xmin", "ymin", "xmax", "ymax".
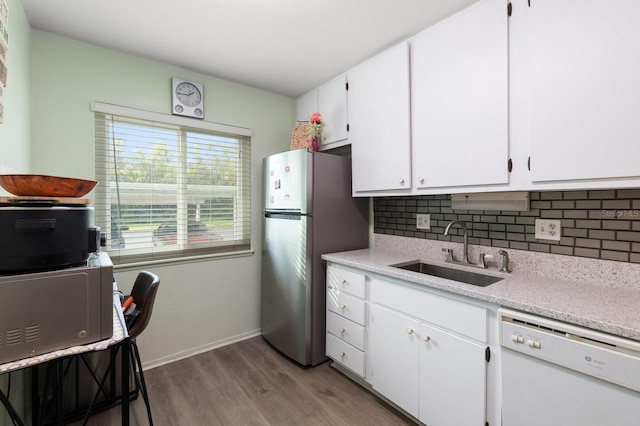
[{"xmin": 20, "ymin": 0, "xmax": 477, "ymax": 99}]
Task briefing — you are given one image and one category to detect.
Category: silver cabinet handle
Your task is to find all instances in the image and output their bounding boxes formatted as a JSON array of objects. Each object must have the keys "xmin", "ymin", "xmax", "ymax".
[
  {"xmin": 418, "ymin": 177, "xmax": 425, "ymax": 184},
  {"xmin": 341, "ymin": 304, "xmax": 347, "ymax": 310},
  {"xmin": 340, "ymin": 328, "xmax": 346, "ymax": 334},
  {"xmin": 424, "ymin": 335, "xmax": 431, "ymax": 343},
  {"xmin": 399, "ymin": 178, "xmax": 405, "ymax": 185},
  {"xmin": 407, "ymin": 328, "xmax": 414, "ymax": 335},
  {"xmin": 340, "ymin": 352, "xmax": 346, "ymax": 358}
]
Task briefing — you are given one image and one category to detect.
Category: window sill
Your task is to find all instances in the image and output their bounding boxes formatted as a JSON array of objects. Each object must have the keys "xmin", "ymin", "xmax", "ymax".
[{"xmin": 110, "ymin": 249, "xmax": 255, "ymax": 272}]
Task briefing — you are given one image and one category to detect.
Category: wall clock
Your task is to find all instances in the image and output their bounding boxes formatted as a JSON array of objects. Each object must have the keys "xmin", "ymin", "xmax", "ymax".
[{"xmin": 172, "ymin": 78, "xmax": 204, "ymax": 119}]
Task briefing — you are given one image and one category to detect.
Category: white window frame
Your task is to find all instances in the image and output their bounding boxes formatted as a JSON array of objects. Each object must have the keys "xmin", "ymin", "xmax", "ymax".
[{"xmin": 92, "ymin": 102, "xmax": 252, "ymax": 265}]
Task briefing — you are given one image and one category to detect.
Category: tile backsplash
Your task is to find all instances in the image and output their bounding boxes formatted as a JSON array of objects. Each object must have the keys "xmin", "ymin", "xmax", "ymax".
[{"xmin": 373, "ymin": 189, "xmax": 640, "ymax": 264}]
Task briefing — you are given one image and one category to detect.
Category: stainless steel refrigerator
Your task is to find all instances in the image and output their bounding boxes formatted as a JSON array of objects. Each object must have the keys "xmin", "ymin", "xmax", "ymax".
[{"xmin": 261, "ymin": 149, "xmax": 368, "ymax": 366}]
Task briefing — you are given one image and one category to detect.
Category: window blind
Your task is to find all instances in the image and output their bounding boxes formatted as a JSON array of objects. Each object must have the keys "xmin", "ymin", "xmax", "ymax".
[{"xmin": 93, "ymin": 104, "xmax": 251, "ymax": 264}]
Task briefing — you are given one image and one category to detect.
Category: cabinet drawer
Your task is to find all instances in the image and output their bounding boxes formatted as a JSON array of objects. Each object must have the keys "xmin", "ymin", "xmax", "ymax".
[
  {"xmin": 327, "ymin": 265, "xmax": 366, "ymax": 299},
  {"xmin": 327, "ymin": 310, "xmax": 365, "ymax": 351},
  {"xmin": 370, "ymin": 277, "xmax": 487, "ymax": 342},
  {"xmin": 327, "ymin": 290, "xmax": 366, "ymax": 326},
  {"xmin": 327, "ymin": 333, "xmax": 365, "ymax": 377}
]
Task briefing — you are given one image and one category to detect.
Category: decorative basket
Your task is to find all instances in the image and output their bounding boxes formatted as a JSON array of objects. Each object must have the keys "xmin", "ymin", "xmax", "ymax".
[{"xmin": 290, "ymin": 122, "xmax": 313, "ymax": 151}]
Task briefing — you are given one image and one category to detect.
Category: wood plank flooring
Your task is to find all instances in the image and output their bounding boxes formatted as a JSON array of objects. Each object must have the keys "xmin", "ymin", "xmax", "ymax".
[{"xmin": 74, "ymin": 336, "xmax": 414, "ymax": 425}]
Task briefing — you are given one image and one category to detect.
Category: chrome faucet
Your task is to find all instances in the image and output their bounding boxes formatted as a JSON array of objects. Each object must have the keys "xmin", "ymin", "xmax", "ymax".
[
  {"xmin": 443, "ymin": 220, "xmax": 491, "ymax": 269},
  {"xmin": 444, "ymin": 220, "xmax": 470, "ymax": 264}
]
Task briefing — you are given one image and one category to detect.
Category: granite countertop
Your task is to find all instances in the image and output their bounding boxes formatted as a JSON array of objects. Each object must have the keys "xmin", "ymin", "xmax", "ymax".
[{"xmin": 322, "ymin": 248, "xmax": 640, "ymax": 342}]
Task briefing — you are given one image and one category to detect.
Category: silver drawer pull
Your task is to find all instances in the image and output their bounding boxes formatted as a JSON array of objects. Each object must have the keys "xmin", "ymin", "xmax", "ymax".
[
  {"xmin": 340, "ymin": 352, "xmax": 346, "ymax": 358},
  {"xmin": 424, "ymin": 335, "xmax": 431, "ymax": 343},
  {"xmin": 407, "ymin": 328, "xmax": 414, "ymax": 335},
  {"xmin": 341, "ymin": 279, "xmax": 347, "ymax": 285},
  {"xmin": 341, "ymin": 304, "xmax": 347, "ymax": 310},
  {"xmin": 340, "ymin": 328, "xmax": 346, "ymax": 334}
]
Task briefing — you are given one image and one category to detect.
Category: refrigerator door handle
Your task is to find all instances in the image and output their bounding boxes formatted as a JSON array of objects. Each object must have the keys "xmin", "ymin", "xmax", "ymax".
[{"xmin": 264, "ymin": 211, "xmax": 313, "ymax": 218}]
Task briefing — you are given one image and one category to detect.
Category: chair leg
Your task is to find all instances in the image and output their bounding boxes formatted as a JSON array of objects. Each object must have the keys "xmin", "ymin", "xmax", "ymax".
[{"xmin": 130, "ymin": 341, "xmax": 153, "ymax": 425}]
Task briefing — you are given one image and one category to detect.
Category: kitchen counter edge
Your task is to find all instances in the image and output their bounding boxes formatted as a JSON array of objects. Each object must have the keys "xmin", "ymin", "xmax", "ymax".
[{"xmin": 322, "ymin": 248, "xmax": 640, "ymax": 342}]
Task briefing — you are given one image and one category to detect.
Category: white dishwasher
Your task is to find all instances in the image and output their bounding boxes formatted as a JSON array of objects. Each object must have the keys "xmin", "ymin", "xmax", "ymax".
[{"xmin": 499, "ymin": 308, "xmax": 640, "ymax": 426}]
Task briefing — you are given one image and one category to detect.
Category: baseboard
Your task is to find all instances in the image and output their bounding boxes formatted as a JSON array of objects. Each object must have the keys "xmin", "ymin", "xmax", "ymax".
[{"xmin": 141, "ymin": 329, "xmax": 262, "ymax": 370}]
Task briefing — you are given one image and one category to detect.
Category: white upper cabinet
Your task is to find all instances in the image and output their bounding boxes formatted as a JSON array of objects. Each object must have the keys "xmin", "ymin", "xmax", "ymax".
[
  {"xmin": 295, "ymin": 89, "xmax": 318, "ymax": 122},
  {"xmin": 318, "ymin": 75, "xmax": 349, "ymax": 150},
  {"xmin": 306, "ymin": 0, "xmax": 640, "ymax": 194},
  {"xmin": 411, "ymin": 0, "xmax": 509, "ymax": 191},
  {"xmin": 296, "ymin": 75, "xmax": 348, "ymax": 151},
  {"xmin": 349, "ymin": 42, "xmax": 412, "ymax": 195},
  {"xmin": 523, "ymin": 0, "xmax": 640, "ymax": 183}
]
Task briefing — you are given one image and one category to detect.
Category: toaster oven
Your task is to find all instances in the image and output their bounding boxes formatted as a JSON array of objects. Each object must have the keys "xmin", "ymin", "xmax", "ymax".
[{"xmin": 0, "ymin": 252, "xmax": 114, "ymax": 364}]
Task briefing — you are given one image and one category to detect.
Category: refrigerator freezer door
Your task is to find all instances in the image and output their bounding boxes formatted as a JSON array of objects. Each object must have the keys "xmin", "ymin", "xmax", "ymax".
[
  {"xmin": 261, "ymin": 212, "xmax": 313, "ymax": 365},
  {"xmin": 263, "ymin": 149, "xmax": 312, "ymax": 213}
]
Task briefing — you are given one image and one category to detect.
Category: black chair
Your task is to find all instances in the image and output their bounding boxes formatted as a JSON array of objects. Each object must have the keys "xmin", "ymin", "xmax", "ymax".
[
  {"xmin": 82, "ymin": 271, "xmax": 160, "ymax": 425},
  {"xmin": 126, "ymin": 271, "xmax": 160, "ymax": 425}
]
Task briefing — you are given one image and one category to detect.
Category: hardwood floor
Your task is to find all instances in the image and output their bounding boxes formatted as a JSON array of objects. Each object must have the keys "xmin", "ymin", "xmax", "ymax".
[{"xmin": 74, "ymin": 336, "xmax": 414, "ymax": 425}]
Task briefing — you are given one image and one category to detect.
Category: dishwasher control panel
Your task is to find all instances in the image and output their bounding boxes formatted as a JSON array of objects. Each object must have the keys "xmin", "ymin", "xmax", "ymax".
[
  {"xmin": 510, "ymin": 331, "xmax": 541, "ymax": 348},
  {"xmin": 499, "ymin": 308, "xmax": 640, "ymax": 392}
]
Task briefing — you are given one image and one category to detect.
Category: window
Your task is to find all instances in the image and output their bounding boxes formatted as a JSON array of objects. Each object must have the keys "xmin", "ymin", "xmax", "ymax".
[{"xmin": 93, "ymin": 103, "xmax": 252, "ymax": 264}]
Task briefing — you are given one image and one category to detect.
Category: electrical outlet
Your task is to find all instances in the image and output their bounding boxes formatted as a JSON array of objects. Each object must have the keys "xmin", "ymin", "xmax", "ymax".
[
  {"xmin": 535, "ymin": 218, "xmax": 561, "ymax": 241},
  {"xmin": 416, "ymin": 214, "xmax": 430, "ymax": 230}
]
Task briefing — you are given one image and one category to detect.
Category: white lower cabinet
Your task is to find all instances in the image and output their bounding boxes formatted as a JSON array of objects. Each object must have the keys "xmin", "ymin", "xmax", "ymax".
[
  {"xmin": 370, "ymin": 304, "xmax": 421, "ymax": 417},
  {"xmin": 326, "ymin": 263, "xmax": 499, "ymax": 425},
  {"xmin": 419, "ymin": 323, "xmax": 487, "ymax": 426},
  {"xmin": 326, "ymin": 264, "xmax": 368, "ymax": 378},
  {"xmin": 369, "ymin": 275, "xmax": 493, "ymax": 426},
  {"xmin": 369, "ymin": 310, "xmax": 488, "ymax": 423}
]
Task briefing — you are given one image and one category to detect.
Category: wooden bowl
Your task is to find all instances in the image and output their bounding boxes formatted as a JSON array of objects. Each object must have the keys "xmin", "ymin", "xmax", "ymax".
[{"xmin": 0, "ymin": 174, "xmax": 98, "ymax": 198}]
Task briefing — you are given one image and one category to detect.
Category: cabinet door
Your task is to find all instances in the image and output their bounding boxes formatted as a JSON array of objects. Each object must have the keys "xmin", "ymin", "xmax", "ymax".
[
  {"xmin": 525, "ymin": 0, "xmax": 640, "ymax": 182},
  {"xmin": 411, "ymin": 0, "xmax": 508, "ymax": 190},
  {"xmin": 318, "ymin": 75, "xmax": 348, "ymax": 149},
  {"xmin": 296, "ymin": 89, "xmax": 318, "ymax": 122},
  {"xmin": 369, "ymin": 304, "xmax": 420, "ymax": 418},
  {"xmin": 349, "ymin": 42, "xmax": 411, "ymax": 194},
  {"xmin": 419, "ymin": 323, "xmax": 487, "ymax": 426}
]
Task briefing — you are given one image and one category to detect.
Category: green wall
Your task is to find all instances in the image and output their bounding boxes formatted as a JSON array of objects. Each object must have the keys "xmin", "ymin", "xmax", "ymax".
[
  {"xmin": 1, "ymin": 12, "xmax": 295, "ymax": 423},
  {"xmin": 0, "ymin": 0, "xmax": 30, "ymax": 179},
  {"xmin": 30, "ymin": 30, "xmax": 292, "ymax": 179},
  {"xmin": 0, "ymin": 3, "xmax": 31, "ymax": 424},
  {"xmin": 29, "ymin": 28, "xmax": 294, "ymax": 386}
]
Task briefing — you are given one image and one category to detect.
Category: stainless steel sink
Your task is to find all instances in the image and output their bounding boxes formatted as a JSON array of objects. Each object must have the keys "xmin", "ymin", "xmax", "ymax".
[{"xmin": 393, "ymin": 262, "xmax": 503, "ymax": 287}]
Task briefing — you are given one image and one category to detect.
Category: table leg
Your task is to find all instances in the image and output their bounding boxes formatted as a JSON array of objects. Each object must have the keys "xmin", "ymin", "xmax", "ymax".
[
  {"xmin": 31, "ymin": 367, "xmax": 39, "ymax": 426},
  {"xmin": 56, "ymin": 360, "xmax": 64, "ymax": 425},
  {"xmin": 0, "ymin": 387, "xmax": 25, "ymax": 426},
  {"xmin": 121, "ymin": 338, "xmax": 130, "ymax": 425}
]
